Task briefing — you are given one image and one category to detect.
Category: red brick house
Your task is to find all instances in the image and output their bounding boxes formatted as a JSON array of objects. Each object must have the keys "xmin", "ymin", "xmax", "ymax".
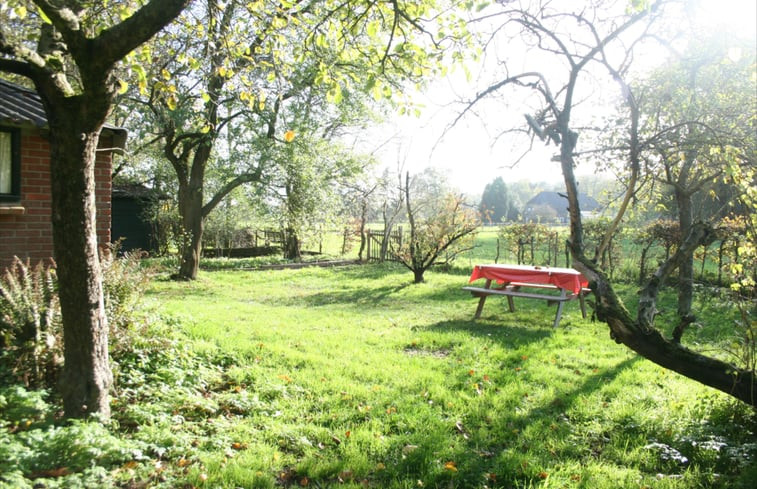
[{"xmin": 0, "ymin": 79, "xmax": 126, "ymax": 270}]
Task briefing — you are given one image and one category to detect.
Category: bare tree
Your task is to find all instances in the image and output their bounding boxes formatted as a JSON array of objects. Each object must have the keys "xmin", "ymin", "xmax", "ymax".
[{"xmin": 395, "ymin": 172, "xmax": 479, "ymax": 283}]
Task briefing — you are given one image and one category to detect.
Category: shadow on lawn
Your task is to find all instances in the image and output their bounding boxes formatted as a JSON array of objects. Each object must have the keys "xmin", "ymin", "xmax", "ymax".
[
  {"xmin": 301, "ymin": 282, "xmax": 414, "ymax": 306},
  {"xmin": 369, "ymin": 355, "xmax": 642, "ymax": 488},
  {"xmin": 425, "ymin": 319, "xmax": 555, "ymax": 349}
]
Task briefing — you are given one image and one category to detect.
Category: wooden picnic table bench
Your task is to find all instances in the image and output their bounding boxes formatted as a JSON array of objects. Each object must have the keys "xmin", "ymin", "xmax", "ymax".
[{"xmin": 463, "ymin": 264, "xmax": 591, "ymax": 328}]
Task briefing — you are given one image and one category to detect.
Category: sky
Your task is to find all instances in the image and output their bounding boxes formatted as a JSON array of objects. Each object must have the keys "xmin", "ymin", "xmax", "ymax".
[{"xmin": 364, "ymin": 0, "xmax": 757, "ymax": 196}]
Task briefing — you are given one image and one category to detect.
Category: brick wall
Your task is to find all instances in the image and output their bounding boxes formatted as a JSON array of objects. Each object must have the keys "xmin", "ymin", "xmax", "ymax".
[{"xmin": 0, "ymin": 127, "xmax": 113, "ymax": 270}]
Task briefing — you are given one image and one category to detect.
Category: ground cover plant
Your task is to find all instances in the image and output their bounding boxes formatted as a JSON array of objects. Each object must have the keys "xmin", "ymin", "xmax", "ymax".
[{"xmin": 2, "ymin": 260, "xmax": 755, "ymax": 488}]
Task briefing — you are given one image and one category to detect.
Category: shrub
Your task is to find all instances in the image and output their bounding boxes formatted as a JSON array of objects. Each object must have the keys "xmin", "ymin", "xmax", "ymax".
[
  {"xmin": 0, "ymin": 258, "xmax": 62, "ymax": 389},
  {"xmin": 0, "ymin": 246, "xmax": 153, "ymax": 389},
  {"xmin": 100, "ymin": 244, "xmax": 152, "ymax": 332}
]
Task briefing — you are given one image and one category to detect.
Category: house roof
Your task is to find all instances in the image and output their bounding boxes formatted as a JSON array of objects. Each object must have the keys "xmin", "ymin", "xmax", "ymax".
[
  {"xmin": 0, "ymin": 78, "xmax": 47, "ymax": 127},
  {"xmin": 525, "ymin": 191, "xmax": 600, "ymax": 217},
  {"xmin": 0, "ymin": 78, "xmax": 127, "ymax": 150}
]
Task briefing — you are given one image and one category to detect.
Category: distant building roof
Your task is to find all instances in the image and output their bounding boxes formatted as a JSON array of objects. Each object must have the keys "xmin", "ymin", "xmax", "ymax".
[
  {"xmin": 0, "ymin": 78, "xmax": 127, "ymax": 149},
  {"xmin": 525, "ymin": 191, "xmax": 600, "ymax": 219}
]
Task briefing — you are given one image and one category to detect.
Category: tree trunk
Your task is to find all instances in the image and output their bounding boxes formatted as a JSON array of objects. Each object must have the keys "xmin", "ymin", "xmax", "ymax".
[
  {"xmin": 47, "ymin": 105, "xmax": 112, "ymax": 419},
  {"xmin": 358, "ymin": 203, "xmax": 367, "ymax": 261},
  {"xmin": 676, "ymin": 188, "xmax": 695, "ymax": 323},
  {"xmin": 177, "ymin": 181, "xmax": 204, "ymax": 280},
  {"xmin": 566, "ymin": 168, "xmax": 756, "ymax": 406},
  {"xmin": 413, "ymin": 268, "xmax": 425, "ymax": 283},
  {"xmin": 284, "ymin": 227, "xmax": 301, "ymax": 260}
]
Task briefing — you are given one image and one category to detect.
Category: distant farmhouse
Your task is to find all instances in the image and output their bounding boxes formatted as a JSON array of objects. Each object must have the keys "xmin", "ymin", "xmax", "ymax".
[{"xmin": 523, "ymin": 191, "xmax": 600, "ymax": 223}]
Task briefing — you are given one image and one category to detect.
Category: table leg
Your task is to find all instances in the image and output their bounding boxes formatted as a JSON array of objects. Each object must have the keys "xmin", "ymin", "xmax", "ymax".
[
  {"xmin": 552, "ymin": 288, "xmax": 568, "ymax": 328},
  {"xmin": 506, "ymin": 286, "xmax": 516, "ymax": 313},
  {"xmin": 474, "ymin": 279, "xmax": 491, "ymax": 319}
]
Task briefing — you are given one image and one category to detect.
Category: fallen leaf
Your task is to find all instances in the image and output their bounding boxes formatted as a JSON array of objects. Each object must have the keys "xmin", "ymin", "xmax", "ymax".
[
  {"xmin": 31, "ymin": 467, "xmax": 69, "ymax": 479},
  {"xmin": 443, "ymin": 461, "xmax": 458, "ymax": 472}
]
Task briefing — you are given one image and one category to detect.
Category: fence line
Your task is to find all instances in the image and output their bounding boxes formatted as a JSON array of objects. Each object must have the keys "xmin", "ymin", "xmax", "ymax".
[{"xmin": 365, "ymin": 227, "xmax": 403, "ymax": 262}]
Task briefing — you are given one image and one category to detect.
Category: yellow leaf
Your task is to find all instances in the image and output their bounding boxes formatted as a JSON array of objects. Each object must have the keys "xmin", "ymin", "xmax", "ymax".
[
  {"xmin": 444, "ymin": 461, "xmax": 458, "ymax": 472},
  {"xmin": 166, "ymin": 94, "xmax": 177, "ymax": 111},
  {"xmin": 37, "ymin": 6, "xmax": 52, "ymax": 24},
  {"xmin": 161, "ymin": 68, "xmax": 171, "ymax": 81},
  {"xmin": 284, "ymin": 130, "xmax": 295, "ymax": 142},
  {"xmin": 116, "ymin": 80, "xmax": 129, "ymax": 95}
]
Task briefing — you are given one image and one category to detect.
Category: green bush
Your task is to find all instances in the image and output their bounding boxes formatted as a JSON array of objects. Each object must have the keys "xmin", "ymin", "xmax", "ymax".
[
  {"xmin": 0, "ymin": 258, "xmax": 61, "ymax": 389},
  {"xmin": 0, "ymin": 246, "xmax": 153, "ymax": 389},
  {"xmin": 100, "ymin": 245, "xmax": 152, "ymax": 331}
]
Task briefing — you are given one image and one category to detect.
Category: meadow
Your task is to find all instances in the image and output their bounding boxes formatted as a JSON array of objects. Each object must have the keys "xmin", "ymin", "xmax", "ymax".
[{"xmin": 1, "ymin": 231, "xmax": 755, "ymax": 488}]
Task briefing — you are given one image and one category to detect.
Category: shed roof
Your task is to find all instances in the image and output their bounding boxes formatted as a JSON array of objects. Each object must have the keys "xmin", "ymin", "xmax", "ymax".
[{"xmin": 0, "ymin": 78, "xmax": 127, "ymax": 150}]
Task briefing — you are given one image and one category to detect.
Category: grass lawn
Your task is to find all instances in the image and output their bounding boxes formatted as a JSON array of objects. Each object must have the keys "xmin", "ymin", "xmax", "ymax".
[
  {"xmin": 128, "ymin": 263, "xmax": 755, "ymax": 488},
  {"xmin": 2, "ymin": 261, "xmax": 755, "ymax": 488}
]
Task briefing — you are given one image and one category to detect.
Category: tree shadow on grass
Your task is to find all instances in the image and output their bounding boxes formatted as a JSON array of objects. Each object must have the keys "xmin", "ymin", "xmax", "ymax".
[
  {"xmin": 300, "ymin": 282, "xmax": 414, "ymax": 307},
  {"xmin": 424, "ymin": 319, "xmax": 555, "ymax": 349},
  {"xmin": 366, "ymin": 356, "xmax": 642, "ymax": 488}
]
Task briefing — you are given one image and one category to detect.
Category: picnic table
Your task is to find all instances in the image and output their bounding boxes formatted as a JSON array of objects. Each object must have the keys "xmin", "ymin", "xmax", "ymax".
[{"xmin": 462, "ymin": 264, "xmax": 590, "ymax": 328}]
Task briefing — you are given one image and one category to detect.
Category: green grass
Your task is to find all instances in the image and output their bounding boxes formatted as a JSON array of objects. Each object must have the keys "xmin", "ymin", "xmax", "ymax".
[{"xmin": 1, "ymin": 262, "xmax": 755, "ymax": 488}]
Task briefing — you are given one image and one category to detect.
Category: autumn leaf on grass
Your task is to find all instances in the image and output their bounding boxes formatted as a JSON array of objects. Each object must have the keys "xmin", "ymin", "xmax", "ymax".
[
  {"xmin": 278, "ymin": 374, "xmax": 293, "ymax": 383},
  {"xmin": 443, "ymin": 461, "xmax": 458, "ymax": 472},
  {"xmin": 31, "ymin": 467, "xmax": 70, "ymax": 478}
]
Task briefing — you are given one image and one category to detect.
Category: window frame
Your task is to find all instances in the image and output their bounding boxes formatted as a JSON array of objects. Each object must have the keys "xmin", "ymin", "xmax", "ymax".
[{"xmin": 0, "ymin": 126, "xmax": 21, "ymax": 203}]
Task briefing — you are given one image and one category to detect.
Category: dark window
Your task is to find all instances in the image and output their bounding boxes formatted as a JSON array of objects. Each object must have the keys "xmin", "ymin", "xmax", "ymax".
[{"xmin": 0, "ymin": 127, "xmax": 21, "ymax": 202}]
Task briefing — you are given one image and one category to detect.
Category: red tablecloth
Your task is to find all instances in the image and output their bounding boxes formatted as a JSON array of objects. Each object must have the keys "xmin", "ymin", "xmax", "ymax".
[{"xmin": 468, "ymin": 264, "xmax": 588, "ymax": 294}]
